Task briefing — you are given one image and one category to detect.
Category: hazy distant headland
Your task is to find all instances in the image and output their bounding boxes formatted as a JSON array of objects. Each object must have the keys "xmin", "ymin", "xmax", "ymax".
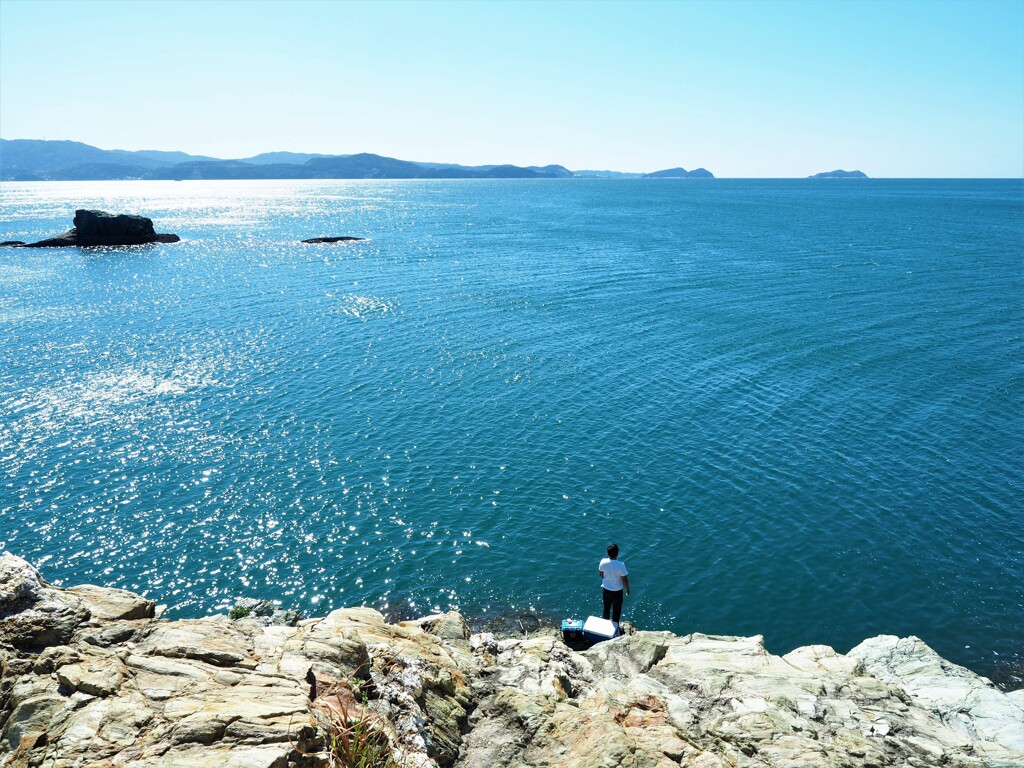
[{"xmin": 0, "ymin": 139, "xmax": 717, "ymax": 181}]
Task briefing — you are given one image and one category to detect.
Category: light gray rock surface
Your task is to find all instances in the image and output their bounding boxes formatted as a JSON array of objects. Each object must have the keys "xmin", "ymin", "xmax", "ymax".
[
  {"xmin": 66, "ymin": 584, "xmax": 156, "ymax": 622},
  {"xmin": 0, "ymin": 552, "xmax": 90, "ymax": 649},
  {"xmin": 1, "ymin": 552, "xmax": 1021, "ymax": 768},
  {"xmin": 849, "ymin": 635, "xmax": 1024, "ymax": 760}
]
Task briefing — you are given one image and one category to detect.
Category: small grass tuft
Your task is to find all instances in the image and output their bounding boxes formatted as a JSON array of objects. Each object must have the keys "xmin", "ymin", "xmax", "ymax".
[{"xmin": 292, "ymin": 679, "xmax": 400, "ymax": 768}]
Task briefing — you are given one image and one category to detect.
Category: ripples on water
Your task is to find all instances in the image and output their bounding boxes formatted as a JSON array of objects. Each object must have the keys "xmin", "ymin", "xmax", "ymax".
[{"xmin": 0, "ymin": 179, "xmax": 1021, "ymax": 684}]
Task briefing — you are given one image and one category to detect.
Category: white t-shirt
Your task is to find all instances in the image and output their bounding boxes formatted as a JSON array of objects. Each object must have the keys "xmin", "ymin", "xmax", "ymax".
[{"xmin": 599, "ymin": 557, "xmax": 628, "ymax": 591}]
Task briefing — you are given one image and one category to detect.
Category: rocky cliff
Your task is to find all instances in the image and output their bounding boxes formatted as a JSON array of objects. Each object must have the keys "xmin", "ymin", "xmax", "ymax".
[{"xmin": 1, "ymin": 552, "xmax": 1021, "ymax": 768}]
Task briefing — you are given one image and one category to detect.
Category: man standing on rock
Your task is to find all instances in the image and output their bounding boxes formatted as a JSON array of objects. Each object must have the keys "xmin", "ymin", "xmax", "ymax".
[{"xmin": 599, "ymin": 543, "xmax": 630, "ymax": 623}]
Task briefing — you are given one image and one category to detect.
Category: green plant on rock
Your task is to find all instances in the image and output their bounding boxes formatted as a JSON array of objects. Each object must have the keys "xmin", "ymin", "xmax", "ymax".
[
  {"xmin": 293, "ymin": 680, "xmax": 401, "ymax": 768},
  {"xmin": 228, "ymin": 605, "xmax": 251, "ymax": 619}
]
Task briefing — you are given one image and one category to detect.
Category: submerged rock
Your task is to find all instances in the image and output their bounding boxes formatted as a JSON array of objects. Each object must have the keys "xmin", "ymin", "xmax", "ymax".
[
  {"xmin": 0, "ymin": 550, "xmax": 1021, "ymax": 768},
  {"xmin": 301, "ymin": 235, "xmax": 365, "ymax": 243},
  {"xmin": 15, "ymin": 209, "xmax": 180, "ymax": 247}
]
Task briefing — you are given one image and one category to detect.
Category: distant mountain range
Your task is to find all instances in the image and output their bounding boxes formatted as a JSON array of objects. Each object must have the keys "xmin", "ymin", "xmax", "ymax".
[
  {"xmin": 0, "ymin": 139, "xmax": 717, "ymax": 181},
  {"xmin": 0, "ymin": 140, "xmax": 576, "ymax": 181}
]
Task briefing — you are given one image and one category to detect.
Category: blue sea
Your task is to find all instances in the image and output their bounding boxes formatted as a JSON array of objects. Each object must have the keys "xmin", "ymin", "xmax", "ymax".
[{"xmin": 1, "ymin": 179, "xmax": 1021, "ymax": 685}]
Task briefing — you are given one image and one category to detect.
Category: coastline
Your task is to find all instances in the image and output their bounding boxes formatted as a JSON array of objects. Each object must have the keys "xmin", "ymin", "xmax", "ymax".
[{"xmin": 2, "ymin": 552, "xmax": 1022, "ymax": 768}]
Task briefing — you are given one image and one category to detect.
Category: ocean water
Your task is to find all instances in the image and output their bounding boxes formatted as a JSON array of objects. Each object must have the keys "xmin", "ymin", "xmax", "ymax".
[{"xmin": 1, "ymin": 179, "xmax": 1021, "ymax": 684}]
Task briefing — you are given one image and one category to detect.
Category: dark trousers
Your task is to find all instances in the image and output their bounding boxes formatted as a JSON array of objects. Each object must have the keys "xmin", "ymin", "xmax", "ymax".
[{"xmin": 602, "ymin": 588, "xmax": 624, "ymax": 623}]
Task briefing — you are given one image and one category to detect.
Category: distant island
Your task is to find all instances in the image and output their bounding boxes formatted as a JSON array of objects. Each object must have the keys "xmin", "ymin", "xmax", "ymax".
[
  {"xmin": 573, "ymin": 169, "xmax": 644, "ymax": 178},
  {"xmin": 0, "ymin": 139, "xmax": 718, "ymax": 182},
  {"xmin": 574, "ymin": 167, "xmax": 715, "ymax": 179},
  {"xmin": 643, "ymin": 167, "xmax": 715, "ymax": 179},
  {"xmin": 808, "ymin": 169, "xmax": 868, "ymax": 179}
]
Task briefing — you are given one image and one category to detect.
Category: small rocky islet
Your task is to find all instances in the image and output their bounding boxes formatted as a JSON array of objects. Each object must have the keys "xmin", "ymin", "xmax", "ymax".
[
  {"xmin": 1, "ymin": 210, "xmax": 181, "ymax": 248},
  {"xmin": 1, "ymin": 553, "xmax": 1021, "ymax": 768},
  {"xmin": 1, "ymin": 210, "xmax": 364, "ymax": 248}
]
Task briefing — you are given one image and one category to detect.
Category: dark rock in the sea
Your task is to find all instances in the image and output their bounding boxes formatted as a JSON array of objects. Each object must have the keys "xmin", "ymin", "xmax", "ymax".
[
  {"xmin": 19, "ymin": 209, "xmax": 180, "ymax": 247},
  {"xmin": 0, "ymin": 241, "xmax": 26, "ymax": 247},
  {"xmin": 73, "ymin": 209, "xmax": 180, "ymax": 245},
  {"xmin": 23, "ymin": 230, "xmax": 78, "ymax": 248},
  {"xmin": 301, "ymin": 236, "xmax": 365, "ymax": 244},
  {"xmin": 808, "ymin": 169, "xmax": 868, "ymax": 179}
]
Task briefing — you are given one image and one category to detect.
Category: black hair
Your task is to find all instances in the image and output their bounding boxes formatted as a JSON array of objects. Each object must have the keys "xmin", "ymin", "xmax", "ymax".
[{"xmin": 607, "ymin": 543, "xmax": 619, "ymax": 559}]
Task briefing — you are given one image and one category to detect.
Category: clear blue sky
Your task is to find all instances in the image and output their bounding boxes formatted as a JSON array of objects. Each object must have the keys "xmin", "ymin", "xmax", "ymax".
[{"xmin": 1, "ymin": 0, "xmax": 1021, "ymax": 177}]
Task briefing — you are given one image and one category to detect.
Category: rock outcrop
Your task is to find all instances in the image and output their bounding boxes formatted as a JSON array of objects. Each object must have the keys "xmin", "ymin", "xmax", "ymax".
[
  {"xmin": 7, "ymin": 210, "xmax": 180, "ymax": 248},
  {"xmin": 1, "ymin": 552, "xmax": 1021, "ymax": 768}
]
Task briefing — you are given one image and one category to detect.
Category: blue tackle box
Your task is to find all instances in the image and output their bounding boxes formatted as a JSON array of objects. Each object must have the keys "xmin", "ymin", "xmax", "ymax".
[{"xmin": 561, "ymin": 618, "xmax": 584, "ymax": 643}]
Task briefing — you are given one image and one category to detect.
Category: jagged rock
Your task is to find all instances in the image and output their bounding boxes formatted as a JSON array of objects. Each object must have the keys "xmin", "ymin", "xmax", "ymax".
[
  {"xmin": 0, "ymin": 675, "xmax": 66, "ymax": 756},
  {"xmin": 231, "ymin": 597, "xmax": 278, "ymax": 617},
  {"xmin": 134, "ymin": 745, "xmax": 293, "ymax": 767},
  {"xmin": 849, "ymin": 635, "xmax": 1024, "ymax": 759},
  {"xmin": 301, "ymin": 235, "xmax": 364, "ymax": 243},
  {"xmin": 138, "ymin": 619, "xmax": 256, "ymax": 667},
  {"xmin": 228, "ymin": 597, "xmax": 301, "ymax": 626},
  {"xmin": 0, "ymin": 550, "xmax": 1021, "ymax": 768},
  {"xmin": 75, "ymin": 618, "xmax": 145, "ymax": 647},
  {"xmin": 67, "ymin": 583, "xmax": 156, "ymax": 621},
  {"xmin": 263, "ymin": 607, "xmax": 372, "ymax": 686},
  {"xmin": 461, "ymin": 630, "xmax": 1024, "ymax": 768},
  {"xmin": 0, "ymin": 552, "xmax": 90, "ymax": 648},
  {"xmin": 582, "ymin": 629, "xmax": 670, "ymax": 676},
  {"xmin": 55, "ymin": 649, "xmax": 127, "ymax": 697},
  {"xmin": 270, "ymin": 608, "xmax": 301, "ymax": 626},
  {"xmin": 16, "ymin": 209, "xmax": 180, "ymax": 247},
  {"xmin": 409, "ymin": 611, "xmax": 472, "ymax": 643}
]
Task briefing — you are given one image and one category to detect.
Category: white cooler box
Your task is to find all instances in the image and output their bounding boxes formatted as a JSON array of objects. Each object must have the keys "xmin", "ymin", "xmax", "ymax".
[{"xmin": 583, "ymin": 616, "xmax": 618, "ymax": 643}]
